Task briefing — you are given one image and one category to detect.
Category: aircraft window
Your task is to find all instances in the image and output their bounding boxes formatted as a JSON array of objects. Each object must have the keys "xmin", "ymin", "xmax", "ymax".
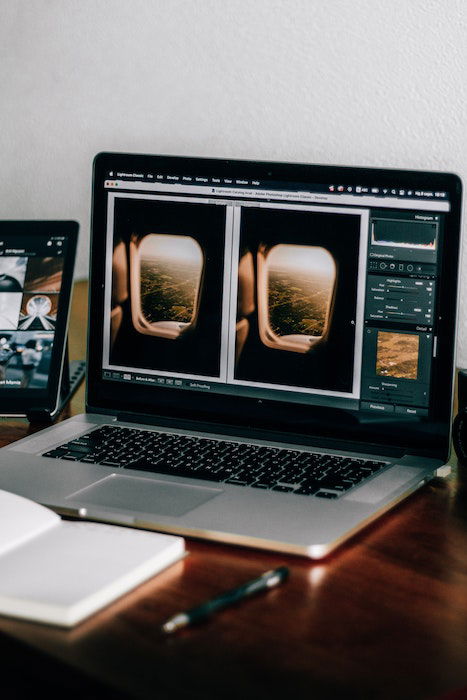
[
  {"xmin": 130, "ymin": 233, "xmax": 204, "ymax": 339},
  {"xmin": 258, "ymin": 243, "xmax": 336, "ymax": 353}
]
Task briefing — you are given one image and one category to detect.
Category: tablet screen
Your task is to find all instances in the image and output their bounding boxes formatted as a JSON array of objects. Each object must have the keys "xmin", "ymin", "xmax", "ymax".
[{"xmin": 0, "ymin": 221, "xmax": 78, "ymax": 414}]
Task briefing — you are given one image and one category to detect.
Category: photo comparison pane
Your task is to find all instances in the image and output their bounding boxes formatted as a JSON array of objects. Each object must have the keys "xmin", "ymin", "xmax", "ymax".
[
  {"xmin": 109, "ymin": 197, "xmax": 227, "ymax": 378},
  {"xmin": 234, "ymin": 207, "xmax": 362, "ymax": 394}
]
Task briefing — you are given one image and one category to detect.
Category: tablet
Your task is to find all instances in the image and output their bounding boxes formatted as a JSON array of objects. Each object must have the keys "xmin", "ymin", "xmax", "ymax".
[{"xmin": 0, "ymin": 221, "xmax": 79, "ymax": 418}]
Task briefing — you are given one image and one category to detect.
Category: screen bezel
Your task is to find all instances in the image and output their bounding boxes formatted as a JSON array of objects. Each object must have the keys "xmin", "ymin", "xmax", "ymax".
[
  {"xmin": 87, "ymin": 153, "xmax": 462, "ymax": 460},
  {"xmin": 0, "ymin": 220, "xmax": 78, "ymax": 415}
]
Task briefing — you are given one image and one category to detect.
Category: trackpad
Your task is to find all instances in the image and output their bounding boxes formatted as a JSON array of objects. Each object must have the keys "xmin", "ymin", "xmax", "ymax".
[{"xmin": 66, "ymin": 474, "xmax": 222, "ymax": 517}]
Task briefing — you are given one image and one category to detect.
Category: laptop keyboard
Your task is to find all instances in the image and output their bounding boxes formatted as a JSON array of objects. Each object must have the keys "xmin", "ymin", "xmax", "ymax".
[{"xmin": 42, "ymin": 425, "xmax": 389, "ymax": 499}]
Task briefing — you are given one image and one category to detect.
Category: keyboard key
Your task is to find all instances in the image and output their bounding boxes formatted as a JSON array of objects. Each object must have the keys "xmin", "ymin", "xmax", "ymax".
[
  {"xmin": 322, "ymin": 483, "xmax": 347, "ymax": 492},
  {"xmin": 64, "ymin": 442, "xmax": 93, "ymax": 452},
  {"xmin": 43, "ymin": 448, "xmax": 68, "ymax": 458},
  {"xmin": 186, "ymin": 470, "xmax": 222, "ymax": 482},
  {"xmin": 295, "ymin": 484, "xmax": 320, "ymax": 495},
  {"xmin": 225, "ymin": 478, "xmax": 250, "ymax": 486}
]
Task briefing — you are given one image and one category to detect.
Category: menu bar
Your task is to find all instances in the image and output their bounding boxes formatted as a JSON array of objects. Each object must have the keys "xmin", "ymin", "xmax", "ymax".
[
  {"xmin": 104, "ymin": 179, "xmax": 450, "ymax": 212},
  {"xmin": 106, "ymin": 170, "xmax": 448, "ymax": 203}
]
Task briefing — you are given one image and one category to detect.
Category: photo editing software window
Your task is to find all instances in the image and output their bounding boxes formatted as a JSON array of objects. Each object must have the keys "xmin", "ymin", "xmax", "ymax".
[
  {"xmin": 101, "ymin": 171, "xmax": 450, "ymax": 418},
  {"xmin": 0, "ymin": 234, "xmax": 66, "ymax": 389}
]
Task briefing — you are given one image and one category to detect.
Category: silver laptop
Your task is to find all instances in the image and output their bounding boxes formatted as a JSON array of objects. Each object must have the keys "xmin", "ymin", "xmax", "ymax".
[{"xmin": 0, "ymin": 153, "xmax": 462, "ymax": 558}]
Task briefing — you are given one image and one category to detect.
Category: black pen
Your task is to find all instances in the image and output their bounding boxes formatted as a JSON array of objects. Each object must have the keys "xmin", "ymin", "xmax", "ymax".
[{"xmin": 161, "ymin": 565, "xmax": 289, "ymax": 633}]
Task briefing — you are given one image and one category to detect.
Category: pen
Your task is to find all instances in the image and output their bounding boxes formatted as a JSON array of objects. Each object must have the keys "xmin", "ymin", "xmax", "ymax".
[{"xmin": 161, "ymin": 565, "xmax": 289, "ymax": 633}]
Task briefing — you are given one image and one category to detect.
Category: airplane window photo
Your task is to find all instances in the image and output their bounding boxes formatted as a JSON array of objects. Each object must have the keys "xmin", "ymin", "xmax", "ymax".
[
  {"xmin": 259, "ymin": 243, "xmax": 336, "ymax": 353},
  {"xmin": 133, "ymin": 233, "xmax": 204, "ymax": 339},
  {"xmin": 234, "ymin": 207, "xmax": 364, "ymax": 394},
  {"xmin": 108, "ymin": 197, "xmax": 227, "ymax": 379}
]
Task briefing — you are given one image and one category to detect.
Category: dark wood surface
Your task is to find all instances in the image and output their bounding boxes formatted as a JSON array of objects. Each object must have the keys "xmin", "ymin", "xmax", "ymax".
[{"xmin": 0, "ymin": 281, "xmax": 467, "ymax": 699}]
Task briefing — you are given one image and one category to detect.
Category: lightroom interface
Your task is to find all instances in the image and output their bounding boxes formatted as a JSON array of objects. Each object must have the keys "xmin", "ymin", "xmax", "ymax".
[{"xmin": 101, "ymin": 171, "xmax": 449, "ymax": 418}]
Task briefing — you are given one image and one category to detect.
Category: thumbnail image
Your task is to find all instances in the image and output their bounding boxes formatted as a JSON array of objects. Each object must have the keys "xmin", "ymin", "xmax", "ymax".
[
  {"xmin": 18, "ymin": 293, "xmax": 58, "ymax": 330},
  {"xmin": 234, "ymin": 206, "xmax": 362, "ymax": 394},
  {"xmin": 24, "ymin": 257, "xmax": 64, "ymax": 292},
  {"xmin": 376, "ymin": 331, "xmax": 419, "ymax": 380},
  {"xmin": 109, "ymin": 197, "xmax": 226, "ymax": 378},
  {"xmin": 0, "ymin": 293, "xmax": 22, "ymax": 329},
  {"xmin": 0, "ymin": 335, "xmax": 14, "ymax": 381},
  {"xmin": 0, "ymin": 257, "xmax": 27, "ymax": 291},
  {"xmin": 0, "ymin": 331, "xmax": 53, "ymax": 389}
]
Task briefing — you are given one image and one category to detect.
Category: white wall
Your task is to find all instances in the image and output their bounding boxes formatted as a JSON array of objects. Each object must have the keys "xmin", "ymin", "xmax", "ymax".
[{"xmin": 0, "ymin": 0, "xmax": 466, "ymax": 360}]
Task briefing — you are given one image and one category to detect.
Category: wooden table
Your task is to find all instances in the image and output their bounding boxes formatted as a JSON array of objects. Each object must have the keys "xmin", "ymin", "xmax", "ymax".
[{"xmin": 1, "ymin": 281, "xmax": 467, "ymax": 699}]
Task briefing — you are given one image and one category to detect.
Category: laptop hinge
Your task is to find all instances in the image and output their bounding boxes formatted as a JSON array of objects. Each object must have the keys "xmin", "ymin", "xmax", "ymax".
[
  {"xmin": 108, "ymin": 409, "xmax": 406, "ymax": 458},
  {"xmin": 396, "ymin": 454, "xmax": 442, "ymax": 470}
]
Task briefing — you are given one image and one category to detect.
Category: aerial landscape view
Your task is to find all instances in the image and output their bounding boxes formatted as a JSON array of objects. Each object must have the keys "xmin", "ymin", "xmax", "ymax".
[
  {"xmin": 376, "ymin": 330, "xmax": 419, "ymax": 379},
  {"xmin": 138, "ymin": 234, "xmax": 203, "ymax": 326},
  {"xmin": 266, "ymin": 244, "xmax": 336, "ymax": 339}
]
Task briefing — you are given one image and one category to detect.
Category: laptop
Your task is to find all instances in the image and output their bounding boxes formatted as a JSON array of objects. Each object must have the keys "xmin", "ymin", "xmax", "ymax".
[{"xmin": 0, "ymin": 153, "xmax": 462, "ymax": 558}]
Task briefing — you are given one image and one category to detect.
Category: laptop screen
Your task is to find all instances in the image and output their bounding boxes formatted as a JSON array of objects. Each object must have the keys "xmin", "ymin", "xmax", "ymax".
[{"xmin": 89, "ymin": 154, "xmax": 462, "ymax": 460}]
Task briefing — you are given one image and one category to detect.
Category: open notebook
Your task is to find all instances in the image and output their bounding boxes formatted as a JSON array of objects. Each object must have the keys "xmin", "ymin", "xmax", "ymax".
[{"xmin": 0, "ymin": 489, "xmax": 185, "ymax": 627}]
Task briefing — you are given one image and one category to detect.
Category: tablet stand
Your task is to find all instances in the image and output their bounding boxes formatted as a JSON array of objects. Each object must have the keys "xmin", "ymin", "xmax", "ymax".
[{"xmin": 26, "ymin": 343, "xmax": 86, "ymax": 424}]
